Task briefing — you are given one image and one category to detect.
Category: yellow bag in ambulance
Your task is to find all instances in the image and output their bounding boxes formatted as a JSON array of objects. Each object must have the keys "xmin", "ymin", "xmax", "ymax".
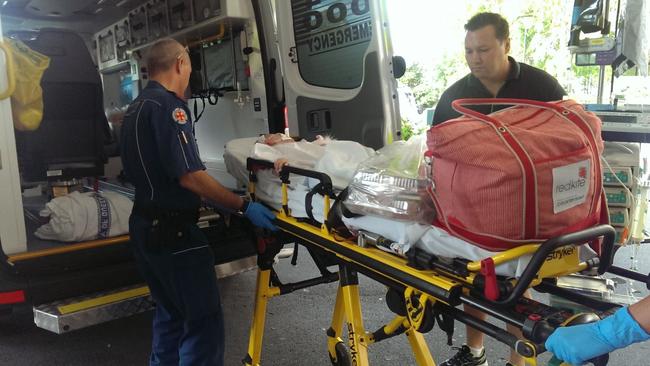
[{"xmin": 5, "ymin": 37, "xmax": 50, "ymax": 131}]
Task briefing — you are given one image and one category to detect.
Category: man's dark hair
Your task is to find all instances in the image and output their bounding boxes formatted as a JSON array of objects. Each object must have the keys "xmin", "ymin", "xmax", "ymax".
[{"xmin": 464, "ymin": 12, "xmax": 510, "ymax": 41}]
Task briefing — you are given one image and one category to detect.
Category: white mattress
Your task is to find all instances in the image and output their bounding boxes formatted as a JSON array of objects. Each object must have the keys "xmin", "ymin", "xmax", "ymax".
[{"xmin": 224, "ymin": 137, "xmax": 259, "ymax": 186}]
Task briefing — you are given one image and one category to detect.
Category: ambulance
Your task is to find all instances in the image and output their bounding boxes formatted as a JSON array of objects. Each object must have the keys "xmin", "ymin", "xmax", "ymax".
[{"xmin": 0, "ymin": 0, "xmax": 402, "ymax": 332}]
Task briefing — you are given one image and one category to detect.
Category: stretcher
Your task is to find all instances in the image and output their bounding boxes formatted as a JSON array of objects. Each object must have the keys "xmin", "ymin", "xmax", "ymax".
[{"xmin": 241, "ymin": 157, "xmax": 650, "ymax": 366}]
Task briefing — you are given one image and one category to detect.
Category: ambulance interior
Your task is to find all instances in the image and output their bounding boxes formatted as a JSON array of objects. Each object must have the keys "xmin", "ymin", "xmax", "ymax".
[{"xmin": 0, "ymin": 0, "xmax": 271, "ymax": 304}]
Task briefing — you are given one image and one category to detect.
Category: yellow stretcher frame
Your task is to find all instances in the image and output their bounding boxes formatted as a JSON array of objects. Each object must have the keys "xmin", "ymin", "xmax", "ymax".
[{"xmin": 242, "ymin": 158, "xmax": 619, "ymax": 366}]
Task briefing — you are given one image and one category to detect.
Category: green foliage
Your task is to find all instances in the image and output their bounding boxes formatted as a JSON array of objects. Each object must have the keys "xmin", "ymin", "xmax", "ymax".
[
  {"xmin": 402, "ymin": 63, "xmax": 436, "ymax": 109},
  {"xmin": 401, "ymin": 118, "xmax": 414, "ymax": 141},
  {"xmin": 401, "ymin": 118, "xmax": 426, "ymax": 141}
]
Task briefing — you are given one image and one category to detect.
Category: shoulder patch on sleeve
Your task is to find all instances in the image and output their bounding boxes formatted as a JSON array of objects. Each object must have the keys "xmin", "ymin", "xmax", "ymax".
[{"xmin": 172, "ymin": 107, "xmax": 188, "ymax": 125}]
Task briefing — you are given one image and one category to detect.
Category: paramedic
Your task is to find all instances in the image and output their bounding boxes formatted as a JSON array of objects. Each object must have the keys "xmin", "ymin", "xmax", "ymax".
[
  {"xmin": 437, "ymin": 12, "xmax": 565, "ymax": 366},
  {"xmin": 120, "ymin": 38, "xmax": 276, "ymax": 366},
  {"xmin": 545, "ymin": 295, "xmax": 650, "ymax": 365},
  {"xmin": 432, "ymin": 12, "xmax": 566, "ymax": 125}
]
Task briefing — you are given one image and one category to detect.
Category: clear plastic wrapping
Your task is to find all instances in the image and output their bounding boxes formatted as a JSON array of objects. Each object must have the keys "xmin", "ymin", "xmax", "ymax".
[{"xmin": 344, "ymin": 135, "xmax": 435, "ymax": 224}]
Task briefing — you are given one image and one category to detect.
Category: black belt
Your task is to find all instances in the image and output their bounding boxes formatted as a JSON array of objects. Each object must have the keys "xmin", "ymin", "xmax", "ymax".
[{"xmin": 133, "ymin": 202, "xmax": 199, "ymax": 224}]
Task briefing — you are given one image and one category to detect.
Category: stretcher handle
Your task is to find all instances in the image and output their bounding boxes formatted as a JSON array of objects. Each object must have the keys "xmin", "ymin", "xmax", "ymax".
[
  {"xmin": 491, "ymin": 225, "xmax": 615, "ymax": 307},
  {"xmin": 597, "ymin": 225, "xmax": 617, "ymax": 275},
  {"xmin": 606, "ymin": 265, "xmax": 650, "ymax": 290},
  {"xmin": 279, "ymin": 166, "xmax": 335, "ymax": 198},
  {"xmin": 247, "ymin": 157, "xmax": 275, "ymax": 173},
  {"xmin": 246, "ymin": 158, "xmax": 335, "ymax": 197}
]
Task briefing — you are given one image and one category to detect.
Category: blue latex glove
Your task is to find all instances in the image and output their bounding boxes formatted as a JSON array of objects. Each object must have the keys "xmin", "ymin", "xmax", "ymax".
[
  {"xmin": 244, "ymin": 201, "xmax": 277, "ymax": 231},
  {"xmin": 545, "ymin": 307, "xmax": 650, "ymax": 365}
]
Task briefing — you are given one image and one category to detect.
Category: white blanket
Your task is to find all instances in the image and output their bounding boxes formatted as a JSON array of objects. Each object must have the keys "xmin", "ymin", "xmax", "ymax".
[
  {"xmin": 254, "ymin": 169, "xmax": 329, "ymax": 222},
  {"xmin": 35, "ymin": 191, "xmax": 133, "ymax": 242},
  {"xmin": 224, "ymin": 137, "xmax": 375, "ymax": 190},
  {"xmin": 224, "ymin": 136, "xmax": 259, "ymax": 186}
]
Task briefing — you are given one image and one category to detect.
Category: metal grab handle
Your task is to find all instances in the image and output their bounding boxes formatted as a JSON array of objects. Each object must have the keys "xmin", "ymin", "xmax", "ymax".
[
  {"xmin": 606, "ymin": 265, "xmax": 650, "ymax": 289},
  {"xmin": 490, "ymin": 225, "xmax": 616, "ymax": 306},
  {"xmin": 0, "ymin": 41, "xmax": 16, "ymax": 100}
]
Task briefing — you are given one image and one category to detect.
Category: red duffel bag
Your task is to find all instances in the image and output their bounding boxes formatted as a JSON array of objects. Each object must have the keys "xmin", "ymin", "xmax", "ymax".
[{"xmin": 427, "ymin": 98, "xmax": 606, "ymax": 251}]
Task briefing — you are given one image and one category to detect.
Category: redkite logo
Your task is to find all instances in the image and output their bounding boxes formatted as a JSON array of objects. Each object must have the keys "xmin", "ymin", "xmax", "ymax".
[
  {"xmin": 553, "ymin": 160, "xmax": 591, "ymax": 213},
  {"xmin": 579, "ymin": 167, "xmax": 587, "ymax": 179}
]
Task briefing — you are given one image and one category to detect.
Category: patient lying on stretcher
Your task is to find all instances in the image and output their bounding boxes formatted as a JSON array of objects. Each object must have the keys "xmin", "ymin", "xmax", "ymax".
[
  {"xmin": 255, "ymin": 133, "xmax": 329, "ymax": 173},
  {"xmin": 223, "ymin": 133, "xmax": 374, "ymax": 220},
  {"xmin": 253, "ymin": 133, "xmax": 375, "ymax": 188}
]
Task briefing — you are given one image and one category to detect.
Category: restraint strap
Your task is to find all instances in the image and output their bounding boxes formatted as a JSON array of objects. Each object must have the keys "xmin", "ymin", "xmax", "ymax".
[
  {"xmin": 433, "ymin": 302, "xmax": 455, "ymax": 346},
  {"xmin": 305, "ymin": 183, "xmax": 323, "ymax": 222}
]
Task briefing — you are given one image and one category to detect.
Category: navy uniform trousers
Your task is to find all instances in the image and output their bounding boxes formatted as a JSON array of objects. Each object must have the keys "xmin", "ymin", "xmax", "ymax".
[{"xmin": 129, "ymin": 214, "xmax": 225, "ymax": 366}]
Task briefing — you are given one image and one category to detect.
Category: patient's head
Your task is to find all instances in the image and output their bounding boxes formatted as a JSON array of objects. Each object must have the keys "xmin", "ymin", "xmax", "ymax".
[
  {"xmin": 258, "ymin": 133, "xmax": 294, "ymax": 146},
  {"xmin": 258, "ymin": 133, "xmax": 334, "ymax": 146}
]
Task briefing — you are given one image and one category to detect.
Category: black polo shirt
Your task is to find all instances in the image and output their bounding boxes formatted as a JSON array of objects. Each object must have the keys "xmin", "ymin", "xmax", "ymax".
[{"xmin": 432, "ymin": 57, "xmax": 566, "ymax": 125}]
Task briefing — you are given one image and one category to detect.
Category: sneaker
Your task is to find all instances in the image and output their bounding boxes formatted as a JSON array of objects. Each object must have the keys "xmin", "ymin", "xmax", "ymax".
[{"xmin": 440, "ymin": 345, "xmax": 488, "ymax": 366}]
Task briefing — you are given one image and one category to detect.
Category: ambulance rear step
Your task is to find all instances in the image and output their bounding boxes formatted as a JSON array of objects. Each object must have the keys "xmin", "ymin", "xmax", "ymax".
[
  {"xmin": 33, "ymin": 285, "xmax": 153, "ymax": 334},
  {"xmin": 32, "ymin": 255, "xmax": 258, "ymax": 334}
]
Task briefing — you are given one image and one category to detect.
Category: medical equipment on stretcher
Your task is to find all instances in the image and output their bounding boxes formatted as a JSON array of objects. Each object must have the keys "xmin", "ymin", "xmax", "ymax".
[{"xmin": 239, "ymin": 157, "xmax": 650, "ymax": 366}]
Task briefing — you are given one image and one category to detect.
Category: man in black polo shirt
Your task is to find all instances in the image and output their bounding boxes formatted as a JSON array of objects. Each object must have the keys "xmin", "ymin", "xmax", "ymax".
[
  {"xmin": 436, "ymin": 13, "xmax": 566, "ymax": 366},
  {"xmin": 432, "ymin": 12, "xmax": 566, "ymax": 125}
]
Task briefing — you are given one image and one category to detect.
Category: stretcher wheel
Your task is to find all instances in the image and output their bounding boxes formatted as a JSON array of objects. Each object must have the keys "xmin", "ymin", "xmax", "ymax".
[
  {"xmin": 386, "ymin": 288, "xmax": 436, "ymax": 333},
  {"xmin": 330, "ymin": 342, "xmax": 351, "ymax": 366},
  {"xmin": 416, "ymin": 309, "xmax": 436, "ymax": 333}
]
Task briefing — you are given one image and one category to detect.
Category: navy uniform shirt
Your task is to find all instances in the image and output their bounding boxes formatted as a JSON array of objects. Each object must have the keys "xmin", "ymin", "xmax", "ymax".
[
  {"xmin": 120, "ymin": 81, "xmax": 205, "ymax": 211},
  {"xmin": 432, "ymin": 57, "xmax": 566, "ymax": 125}
]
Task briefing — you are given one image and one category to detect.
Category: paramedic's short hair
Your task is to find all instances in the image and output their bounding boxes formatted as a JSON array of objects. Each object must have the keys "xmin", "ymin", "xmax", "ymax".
[
  {"xmin": 464, "ymin": 12, "xmax": 510, "ymax": 42},
  {"xmin": 146, "ymin": 38, "xmax": 185, "ymax": 76}
]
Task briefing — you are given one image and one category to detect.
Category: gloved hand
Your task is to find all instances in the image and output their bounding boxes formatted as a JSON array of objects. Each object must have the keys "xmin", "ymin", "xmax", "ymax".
[
  {"xmin": 545, "ymin": 307, "xmax": 650, "ymax": 365},
  {"xmin": 244, "ymin": 201, "xmax": 277, "ymax": 231}
]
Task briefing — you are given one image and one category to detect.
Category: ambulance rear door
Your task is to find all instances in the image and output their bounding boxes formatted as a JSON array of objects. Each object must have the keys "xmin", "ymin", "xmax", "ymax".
[
  {"xmin": 273, "ymin": 0, "xmax": 400, "ymax": 149},
  {"xmin": 0, "ymin": 18, "xmax": 27, "ymax": 255}
]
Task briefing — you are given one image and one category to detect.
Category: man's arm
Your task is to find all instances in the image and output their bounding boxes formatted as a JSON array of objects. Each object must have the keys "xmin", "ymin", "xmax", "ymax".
[
  {"xmin": 179, "ymin": 169, "xmax": 277, "ymax": 231},
  {"xmin": 629, "ymin": 294, "xmax": 650, "ymax": 333},
  {"xmin": 179, "ymin": 170, "xmax": 243, "ymax": 210},
  {"xmin": 545, "ymin": 295, "xmax": 650, "ymax": 365}
]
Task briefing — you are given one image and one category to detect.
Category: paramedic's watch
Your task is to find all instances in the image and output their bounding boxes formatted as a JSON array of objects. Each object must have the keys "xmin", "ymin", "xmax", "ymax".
[
  {"xmin": 239, "ymin": 197, "xmax": 251, "ymax": 215},
  {"xmin": 241, "ymin": 199, "xmax": 277, "ymax": 231}
]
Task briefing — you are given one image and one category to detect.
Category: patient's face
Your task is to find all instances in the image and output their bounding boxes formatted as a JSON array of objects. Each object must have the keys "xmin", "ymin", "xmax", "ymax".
[{"xmin": 264, "ymin": 133, "xmax": 294, "ymax": 146}]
